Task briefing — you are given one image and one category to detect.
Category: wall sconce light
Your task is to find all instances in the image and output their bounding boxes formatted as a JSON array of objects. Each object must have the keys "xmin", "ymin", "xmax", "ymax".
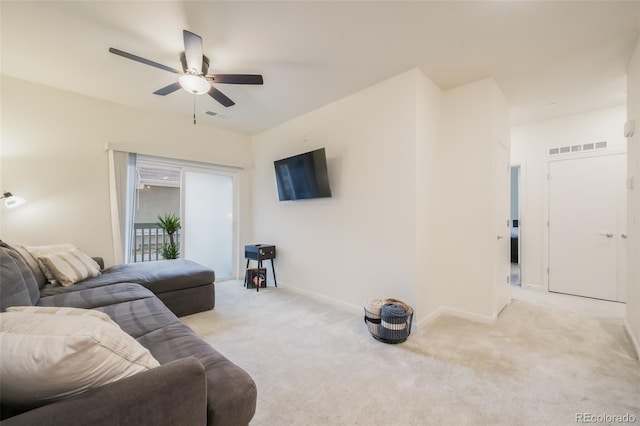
[{"xmin": 1, "ymin": 191, "xmax": 26, "ymax": 209}]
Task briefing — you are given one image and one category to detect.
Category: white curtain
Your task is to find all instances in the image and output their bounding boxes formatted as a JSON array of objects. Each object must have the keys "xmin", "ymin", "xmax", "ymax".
[{"xmin": 108, "ymin": 150, "xmax": 137, "ymax": 264}]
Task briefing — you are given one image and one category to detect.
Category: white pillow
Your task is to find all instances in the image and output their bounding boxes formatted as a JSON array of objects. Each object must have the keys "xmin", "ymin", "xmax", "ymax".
[
  {"xmin": 0, "ymin": 307, "xmax": 160, "ymax": 407},
  {"xmin": 37, "ymin": 248, "xmax": 101, "ymax": 287},
  {"xmin": 7, "ymin": 305, "xmax": 112, "ymax": 322}
]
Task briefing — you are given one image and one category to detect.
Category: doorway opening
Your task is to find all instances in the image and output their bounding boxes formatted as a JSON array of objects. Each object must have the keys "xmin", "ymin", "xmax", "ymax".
[
  {"xmin": 132, "ymin": 162, "xmax": 181, "ymax": 263},
  {"xmin": 510, "ymin": 165, "xmax": 521, "ymax": 286}
]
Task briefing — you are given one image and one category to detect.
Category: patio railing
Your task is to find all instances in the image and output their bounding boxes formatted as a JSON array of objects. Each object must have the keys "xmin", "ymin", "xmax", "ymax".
[{"xmin": 131, "ymin": 223, "xmax": 181, "ymax": 263}]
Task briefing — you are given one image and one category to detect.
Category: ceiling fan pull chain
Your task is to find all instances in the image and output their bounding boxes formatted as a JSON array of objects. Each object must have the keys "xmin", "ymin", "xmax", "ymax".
[{"xmin": 193, "ymin": 94, "xmax": 197, "ymax": 125}]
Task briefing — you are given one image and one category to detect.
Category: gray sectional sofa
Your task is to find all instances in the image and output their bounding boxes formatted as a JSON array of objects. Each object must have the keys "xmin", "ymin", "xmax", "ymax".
[{"xmin": 0, "ymin": 242, "xmax": 257, "ymax": 426}]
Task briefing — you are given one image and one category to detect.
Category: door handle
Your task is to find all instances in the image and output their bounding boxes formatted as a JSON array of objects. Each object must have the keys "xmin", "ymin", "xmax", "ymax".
[
  {"xmin": 598, "ymin": 232, "xmax": 614, "ymax": 238},
  {"xmin": 497, "ymin": 235, "xmax": 504, "ymax": 240},
  {"xmin": 621, "ymin": 233, "xmax": 627, "ymax": 239}
]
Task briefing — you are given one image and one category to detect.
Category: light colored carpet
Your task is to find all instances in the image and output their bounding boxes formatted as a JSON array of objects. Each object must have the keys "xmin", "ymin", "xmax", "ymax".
[{"xmin": 182, "ymin": 281, "xmax": 640, "ymax": 426}]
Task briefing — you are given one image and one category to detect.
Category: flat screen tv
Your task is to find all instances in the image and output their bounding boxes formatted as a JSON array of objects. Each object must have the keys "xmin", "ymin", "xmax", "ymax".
[{"xmin": 274, "ymin": 148, "xmax": 332, "ymax": 201}]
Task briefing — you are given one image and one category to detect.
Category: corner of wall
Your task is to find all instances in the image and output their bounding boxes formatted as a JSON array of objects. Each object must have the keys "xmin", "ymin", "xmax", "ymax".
[
  {"xmin": 625, "ymin": 320, "xmax": 640, "ymax": 360},
  {"xmin": 625, "ymin": 33, "xmax": 640, "ymax": 356},
  {"xmin": 416, "ymin": 304, "xmax": 499, "ymax": 330},
  {"xmin": 414, "ymin": 69, "xmax": 444, "ymax": 322}
]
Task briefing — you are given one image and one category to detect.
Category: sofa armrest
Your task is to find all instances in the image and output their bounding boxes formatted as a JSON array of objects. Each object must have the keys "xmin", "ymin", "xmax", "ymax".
[{"xmin": 1, "ymin": 357, "xmax": 207, "ymax": 426}]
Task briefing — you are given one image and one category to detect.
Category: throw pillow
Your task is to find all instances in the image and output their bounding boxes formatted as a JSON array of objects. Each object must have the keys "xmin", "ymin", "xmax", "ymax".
[
  {"xmin": 0, "ymin": 308, "xmax": 160, "ymax": 407},
  {"xmin": 25, "ymin": 244, "xmax": 76, "ymax": 284},
  {"xmin": 37, "ymin": 248, "xmax": 101, "ymax": 287}
]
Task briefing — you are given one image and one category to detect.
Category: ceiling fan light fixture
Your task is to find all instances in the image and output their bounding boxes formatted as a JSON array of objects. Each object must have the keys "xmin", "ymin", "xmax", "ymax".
[{"xmin": 179, "ymin": 74, "xmax": 210, "ymax": 95}]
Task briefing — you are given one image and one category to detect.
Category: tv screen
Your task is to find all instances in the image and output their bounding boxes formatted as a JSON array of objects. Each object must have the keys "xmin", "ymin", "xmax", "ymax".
[{"xmin": 274, "ymin": 148, "xmax": 332, "ymax": 201}]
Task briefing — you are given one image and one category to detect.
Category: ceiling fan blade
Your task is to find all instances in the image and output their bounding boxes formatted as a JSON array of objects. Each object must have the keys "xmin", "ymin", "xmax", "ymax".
[
  {"xmin": 210, "ymin": 74, "xmax": 264, "ymax": 85},
  {"xmin": 183, "ymin": 30, "xmax": 203, "ymax": 73},
  {"xmin": 208, "ymin": 86, "xmax": 235, "ymax": 107},
  {"xmin": 108, "ymin": 48, "xmax": 181, "ymax": 74},
  {"xmin": 153, "ymin": 81, "xmax": 182, "ymax": 96}
]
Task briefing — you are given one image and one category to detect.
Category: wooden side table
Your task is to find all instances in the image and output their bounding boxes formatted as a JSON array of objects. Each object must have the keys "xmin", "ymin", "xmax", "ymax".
[{"xmin": 244, "ymin": 244, "xmax": 277, "ymax": 291}]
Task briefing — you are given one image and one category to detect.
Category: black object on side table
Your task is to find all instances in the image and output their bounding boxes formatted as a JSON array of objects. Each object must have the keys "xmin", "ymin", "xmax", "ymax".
[{"xmin": 244, "ymin": 244, "xmax": 277, "ymax": 292}]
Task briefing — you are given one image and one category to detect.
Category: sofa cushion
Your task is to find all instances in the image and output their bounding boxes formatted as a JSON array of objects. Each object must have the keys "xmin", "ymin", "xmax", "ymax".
[
  {"xmin": 137, "ymin": 323, "xmax": 257, "ymax": 426},
  {"xmin": 37, "ymin": 248, "xmax": 101, "ymax": 287},
  {"xmin": 94, "ymin": 297, "xmax": 181, "ymax": 339},
  {"xmin": 84, "ymin": 259, "xmax": 215, "ymax": 293},
  {"xmin": 153, "ymin": 283, "xmax": 215, "ymax": 318},
  {"xmin": 5, "ymin": 243, "xmax": 48, "ymax": 288},
  {"xmin": 38, "ymin": 282, "xmax": 156, "ymax": 310},
  {"xmin": 39, "ymin": 259, "xmax": 215, "ymax": 297},
  {"xmin": 0, "ymin": 244, "xmax": 40, "ymax": 311},
  {"xmin": 0, "ymin": 308, "xmax": 159, "ymax": 408}
]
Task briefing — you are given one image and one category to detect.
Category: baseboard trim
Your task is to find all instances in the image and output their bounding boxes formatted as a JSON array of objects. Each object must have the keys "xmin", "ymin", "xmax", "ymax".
[
  {"xmin": 416, "ymin": 307, "xmax": 445, "ymax": 329},
  {"xmin": 624, "ymin": 320, "xmax": 640, "ymax": 361},
  {"xmin": 416, "ymin": 305, "xmax": 497, "ymax": 329},
  {"xmin": 279, "ymin": 283, "xmax": 499, "ymax": 331},
  {"xmin": 279, "ymin": 282, "xmax": 363, "ymax": 316},
  {"xmin": 521, "ymin": 283, "xmax": 544, "ymax": 291}
]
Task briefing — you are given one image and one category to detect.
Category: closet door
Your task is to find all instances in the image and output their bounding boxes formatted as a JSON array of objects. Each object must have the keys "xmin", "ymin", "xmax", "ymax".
[{"xmin": 548, "ymin": 154, "xmax": 626, "ymax": 302}]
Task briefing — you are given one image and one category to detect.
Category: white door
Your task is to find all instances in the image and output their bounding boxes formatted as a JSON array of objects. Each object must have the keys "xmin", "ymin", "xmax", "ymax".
[
  {"xmin": 617, "ymin": 163, "xmax": 628, "ymax": 302},
  {"xmin": 494, "ymin": 143, "xmax": 511, "ymax": 312},
  {"xmin": 182, "ymin": 170, "xmax": 235, "ymax": 279},
  {"xmin": 548, "ymin": 154, "xmax": 626, "ymax": 302}
]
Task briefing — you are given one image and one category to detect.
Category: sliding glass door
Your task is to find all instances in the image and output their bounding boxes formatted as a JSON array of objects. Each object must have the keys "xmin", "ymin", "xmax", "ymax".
[
  {"xmin": 182, "ymin": 170, "xmax": 235, "ymax": 280},
  {"xmin": 131, "ymin": 156, "xmax": 238, "ymax": 279}
]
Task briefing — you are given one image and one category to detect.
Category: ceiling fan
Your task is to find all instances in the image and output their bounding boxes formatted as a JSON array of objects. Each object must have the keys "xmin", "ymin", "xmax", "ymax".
[{"xmin": 109, "ymin": 30, "xmax": 263, "ymax": 108}]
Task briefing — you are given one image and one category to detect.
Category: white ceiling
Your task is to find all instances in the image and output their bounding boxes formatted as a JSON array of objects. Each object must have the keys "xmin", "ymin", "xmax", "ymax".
[{"xmin": 2, "ymin": 1, "xmax": 639, "ymax": 135}]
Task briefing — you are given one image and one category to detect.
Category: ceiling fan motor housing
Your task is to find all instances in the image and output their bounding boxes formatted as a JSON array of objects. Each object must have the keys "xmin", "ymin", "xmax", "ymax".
[{"xmin": 180, "ymin": 52, "xmax": 210, "ymax": 75}]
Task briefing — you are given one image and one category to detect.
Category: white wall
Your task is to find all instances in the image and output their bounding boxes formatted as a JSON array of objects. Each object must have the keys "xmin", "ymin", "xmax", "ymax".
[
  {"xmin": 415, "ymin": 70, "xmax": 444, "ymax": 320},
  {"xmin": 510, "ymin": 167, "xmax": 519, "ymax": 222},
  {"xmin": 426, "ymin": 78, "xmax": 510, "ymax": 321},
  {"xmin": 251, "ymin": 69, "xmax": 511, "ymax": 324},
  {"xmin": 251, "ymin": 69, "xmax": 423, "ymax": 311},
  {"xmin": 0, "ymin": 76, "xmax": 252, "ymax": 267},
  {"xmin": 626, "ymin": 35, "xmax": 640, "ymax": 356},
  {"xmin": 511, "ymin": 106, "xmax": 628, "ymax": 289}
]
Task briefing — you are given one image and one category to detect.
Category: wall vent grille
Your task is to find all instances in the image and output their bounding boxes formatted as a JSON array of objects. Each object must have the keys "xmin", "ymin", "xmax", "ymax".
[{"xmin": 549, "ymin": 141, "xmax": 606, "ymax": 156}]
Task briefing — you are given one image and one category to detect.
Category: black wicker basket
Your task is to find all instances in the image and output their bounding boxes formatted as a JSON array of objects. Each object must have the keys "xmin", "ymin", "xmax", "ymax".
[{"xmin": 364, "ymin": 301, "xmax": 413, "ymax": 344}]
